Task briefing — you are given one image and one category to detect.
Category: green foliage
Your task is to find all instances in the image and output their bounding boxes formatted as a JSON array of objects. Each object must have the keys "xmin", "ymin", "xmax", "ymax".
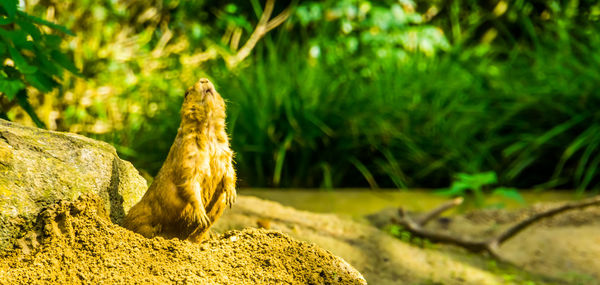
[
  {"xmin": 210, "ymin": 30, "xmax": 600, "ymax": 190},
  {"xmin": 421, "ymin": 0, "xmax": 600, "ymax": 49},
  {"xmin": 0, "ymin": 0, "xmax": 78, "ymax": 127},
  {"xmin": 437, "ymin": 172, "xmax": 524, "ymax": 207},
  {"xmin": 214, "ymin": 0, "xmax": 600, "ymax": 190},
  {"xmin": 14, "ymin": 0, "xmax": 600, "ymax": 192},
  {"xmin": 295, "ymin": 0, "xmax": 450, "ymax": 62}
]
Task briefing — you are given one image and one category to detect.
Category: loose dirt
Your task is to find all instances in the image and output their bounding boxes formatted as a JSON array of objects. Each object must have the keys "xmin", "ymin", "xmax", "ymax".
[
  {"xmin": 2, "ymin": 193, "xmax": 598, "ymax": 285},
  {"xmin": 0, "ymin": 195, "xmax": 365, "ymax": 285}
]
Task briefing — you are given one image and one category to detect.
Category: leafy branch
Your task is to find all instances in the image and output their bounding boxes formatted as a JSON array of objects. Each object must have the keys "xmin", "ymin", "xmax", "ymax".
[{"xmin": 0, "ymin": 0, "xmax": 79, "ymax": 127}]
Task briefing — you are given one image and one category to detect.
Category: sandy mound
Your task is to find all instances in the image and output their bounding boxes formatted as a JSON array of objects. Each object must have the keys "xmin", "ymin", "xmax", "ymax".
[{"xmin": 0, "ymin": 195, "xmax": 365, "ymax": 285}]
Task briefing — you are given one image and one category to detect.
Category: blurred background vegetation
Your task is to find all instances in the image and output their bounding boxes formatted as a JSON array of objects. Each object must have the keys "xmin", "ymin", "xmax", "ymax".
[{"xmin": 1, "ymin": 0, "xmax": 599, "ymax": 193}]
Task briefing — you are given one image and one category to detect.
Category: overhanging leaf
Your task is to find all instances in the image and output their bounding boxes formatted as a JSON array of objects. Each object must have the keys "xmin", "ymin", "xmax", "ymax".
[
  {"xmin": 8, "ymin": 45, "xmax": 37, "ymax": 74},
  {"xmin": 0, "ymin": 29, "xmax": 28, "ymax": 49},
  {"xmin": 16, "ymin": 90, "xmax": 45, "ymax": 128},
  {"xmin": 24, "ymin": 71, "xmax": 57, "ymax": 92},
  {"xmin": 17, "ymin": 18, "xmax": 42, "ymax": 40},
  {"xmin": 51, "ymin": 50, "xmax": 80, "ymax": 75},
  {"xmin": 0, "ymin": 78, "xmax": 25, "ymax": 99},
  {"xmin": 43, "ymin": 34, "xmax": 62, "ymax": 48},
  {"xmin": 0, "ymin": 17, "xmax": 14, "ymax": 25},
  {"xmin": 18, "ymin": 11, "xmax": 74, "ymax": 36},
  {"xmin": 37, "ymin": 52, "xmax": 62, "ymax": 77},
  {"xmin": 0, "ymin": 0, "xmax": 17, "ymax": 18}
]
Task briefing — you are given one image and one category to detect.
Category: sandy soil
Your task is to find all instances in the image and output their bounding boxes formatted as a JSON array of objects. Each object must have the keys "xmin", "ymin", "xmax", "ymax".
[
  {"xmin": 2, "ymin": 194, "xmax": 598, "ymax": 285},
  {"xmin": 0, "ymin": 195, "xmax": 365, "ymax": 285}
]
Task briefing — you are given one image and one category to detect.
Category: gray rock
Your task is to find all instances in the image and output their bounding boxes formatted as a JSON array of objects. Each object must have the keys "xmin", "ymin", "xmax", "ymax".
[{"xmin": 0, "ymin": 119, "xmax": 146, "ymax": 252}]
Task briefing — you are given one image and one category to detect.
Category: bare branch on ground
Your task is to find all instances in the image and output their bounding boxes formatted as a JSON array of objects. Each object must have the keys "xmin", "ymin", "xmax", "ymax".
[{"xmin": 392, "ymin": 195, "xmax": 600, "ymax": 261}]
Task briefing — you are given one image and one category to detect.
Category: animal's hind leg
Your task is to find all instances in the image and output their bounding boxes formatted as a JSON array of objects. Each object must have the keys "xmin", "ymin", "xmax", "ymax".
[
  {"xmin": 187, "ymin": 225, "xmax": 210, "ymax": 243},
  {"xmin": 123, "ymin": 200, "xmax": 162, "ymax": 238}
]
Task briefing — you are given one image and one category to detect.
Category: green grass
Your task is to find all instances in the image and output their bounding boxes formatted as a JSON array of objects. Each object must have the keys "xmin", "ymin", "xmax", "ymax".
[
  {"xmin": 14, "ymin": 0, "xmax": 600, "ymax": 191},
  {"xmin": 86, "ymin": 35, "xmax": 600, "ymax": 190},
  {"xmin": 201, "ymin": 31, "xmax": 599, "ymax": 190}
]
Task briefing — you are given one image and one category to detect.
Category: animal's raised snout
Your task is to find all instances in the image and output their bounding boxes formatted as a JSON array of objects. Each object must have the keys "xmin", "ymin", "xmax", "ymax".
[{"xmin": 197, "ymin": 78, "xmax": 214, "ymax": 94}]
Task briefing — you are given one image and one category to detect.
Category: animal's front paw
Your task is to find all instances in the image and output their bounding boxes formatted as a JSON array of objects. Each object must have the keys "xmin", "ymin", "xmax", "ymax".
[
  {"xmin": 225, "ymin": 189, "xmax": 237, "ymax": 207},
  {"xmin": 198, "ymin": 211, "xmax": 210, "ymax": 228},
  {"xmin": 182, "ymin": 203, "xmax": 211, "ymax": 228}
]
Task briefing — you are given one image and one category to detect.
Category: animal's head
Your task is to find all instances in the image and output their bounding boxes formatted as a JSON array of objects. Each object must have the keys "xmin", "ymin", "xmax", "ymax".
[{"xmin": 181, "ymin": 78, "xmax": 226, "ymax": 123}]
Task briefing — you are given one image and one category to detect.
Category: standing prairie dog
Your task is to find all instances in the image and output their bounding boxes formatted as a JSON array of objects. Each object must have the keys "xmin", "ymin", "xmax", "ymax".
[{"xmin": 123, "ymin": 78, "xmax": 236, "ymax": 242}]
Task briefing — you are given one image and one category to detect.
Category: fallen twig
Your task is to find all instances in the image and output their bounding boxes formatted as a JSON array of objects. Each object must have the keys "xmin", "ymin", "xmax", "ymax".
[
  {"xmin": 392, "ymin": 195, "xmax": 600, "ymax": 260},
  {"xmin": 416, "ymin": 197, "xmax": 463, "ymax": 226}
]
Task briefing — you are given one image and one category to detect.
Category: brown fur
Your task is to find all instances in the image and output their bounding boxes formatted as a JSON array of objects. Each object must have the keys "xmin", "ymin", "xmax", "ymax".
[{"xmin": 123, "ymin": 78, "xmax": 236, "ymax": 242}]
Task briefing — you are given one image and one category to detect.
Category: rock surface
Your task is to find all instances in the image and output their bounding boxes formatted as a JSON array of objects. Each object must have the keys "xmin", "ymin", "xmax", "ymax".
[{"xmin": 0, "ymin": 119, "xmax": 146, "ymax": 252}]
